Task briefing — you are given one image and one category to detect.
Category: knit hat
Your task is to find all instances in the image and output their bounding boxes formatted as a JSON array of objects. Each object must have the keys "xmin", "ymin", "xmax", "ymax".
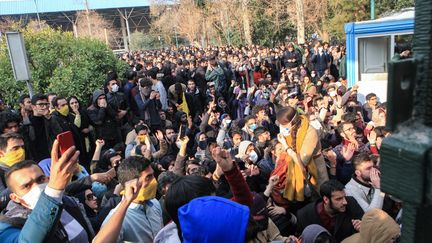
[
  {"xmin": 178, "ymin": 196, "xmax": 250, "ymax": 243},
  {"xmin": 301, "ymin": 224, "xmax": 331, "ymax": 243},
  {"xmin": 235, "ymin": 141, "xmax": 253, "ymax": 159},
  {"xmin": 251, "ymin": 192, "xmax": 268, "ymax": 223}
]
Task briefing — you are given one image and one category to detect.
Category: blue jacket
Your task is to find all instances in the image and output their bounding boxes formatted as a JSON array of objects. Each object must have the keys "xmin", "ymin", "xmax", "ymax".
[{"xmin": 0, "ymin": 192, "xmax": 63, "ymax": 243}]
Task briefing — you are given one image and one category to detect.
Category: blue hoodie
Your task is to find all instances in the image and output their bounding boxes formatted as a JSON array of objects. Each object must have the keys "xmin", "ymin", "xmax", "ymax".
[{"xmin": 178, "ymin": 196, "xmax": 250, "ymax": 243}]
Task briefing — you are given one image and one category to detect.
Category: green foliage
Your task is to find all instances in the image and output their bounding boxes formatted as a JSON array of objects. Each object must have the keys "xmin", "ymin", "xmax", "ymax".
[
  {"xmin": 376, "ymin": 0, "xmax": 414, "ymax": 16},
  {"xmin": 327, "ymin": 0, "xmax": 370, "ymax": 37},
  {"xmin": 0, "ymin": 26, "xmax": 127, "ymax": 108},
  {"xmin": 130, "ymin": 31, "xmax": 167, "ymax": 50}
]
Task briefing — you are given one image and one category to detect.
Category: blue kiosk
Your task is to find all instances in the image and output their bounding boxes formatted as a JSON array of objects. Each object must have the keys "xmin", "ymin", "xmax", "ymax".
[{"xmin": 345, "ymin": 8, "xmax": 414, "ymax": 103}]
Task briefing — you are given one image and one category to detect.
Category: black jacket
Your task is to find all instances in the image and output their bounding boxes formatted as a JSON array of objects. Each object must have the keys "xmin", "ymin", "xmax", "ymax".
[
  {"xmin": 87, "ymin": 90, "xmax": 122, "ymax": 146},
  {"xmin": 297, "ymin": 197, "xmax": 364, "ymax": 242}
]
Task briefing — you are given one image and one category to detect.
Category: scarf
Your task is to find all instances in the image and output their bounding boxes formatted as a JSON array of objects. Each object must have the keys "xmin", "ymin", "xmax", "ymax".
[
  {"xmin": 271, "ymin": 115, "xmax": 319, "ymax": 203},
  {"xmin": 177, "ymin": 92, "xmax": 190, "ymax": 116}
]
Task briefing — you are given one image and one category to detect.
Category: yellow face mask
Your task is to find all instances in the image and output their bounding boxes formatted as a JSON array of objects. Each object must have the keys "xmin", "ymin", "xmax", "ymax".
[
  {"xmin": 121, "ymin": 178, "xmax": 157, "ymax": 203},
  {"xmin": 0, "ymin": 148, "xmax": 25, "ymax": 167},
  {"xmin": 57, "ymin": 105, "xmax": 69, "ymax": 116},
  {"xmin": 137, "ymin": 135, "xmax": 146, "ymax": 144}
]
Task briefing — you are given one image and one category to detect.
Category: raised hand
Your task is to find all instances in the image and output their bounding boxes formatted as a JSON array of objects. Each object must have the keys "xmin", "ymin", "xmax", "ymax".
[
  {"xmin": 370, "ymin": 167, "xmax": 381, "ymax": 189},
  {"xmin": 211, "ymin": 146, "xmax": 234, "ymax": 172},
  {"xmin": 124, "ymin": 178, "xmax": 142, "ymax": 204},
  {"xmin": 48, "ymin": 140, "xmax": 80, "ymax": 190},
  {"xmin": 341, "ymin": 143, "xmax": 356, "ymax": 161},
  {"xmin": 367, "ymin": 130, "xmax": 377, "ymax": 145}
]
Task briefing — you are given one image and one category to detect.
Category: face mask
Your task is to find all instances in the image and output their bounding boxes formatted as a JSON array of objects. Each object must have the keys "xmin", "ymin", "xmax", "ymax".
[
  {"xmin": 249, "ymin": 151, "xmax": 258, "ymax": 164},
  {"xmin": 58, "ymin": 105, "xmax": 69, "ymax": 116},
  {"xmin": 21, "ymin": 183, "xmax": 47, "ymax": 209},
  {"xmin": 112, "ymin": 84, "xmax": 119, "ymax": 93},
  {"xmin": 0, "ymin": 148, "xmax": 25, "ymax": 167},
  {"xmin": 249, "ymin": 124, "xmax": 257, "ymax": 132},
  {"xmin": 135, "ymin": 179, "xmax": 157, "ymax": 202},
  {"xmin": 280, "ymin": 125, "xmax": 290, "ymax": 137},
  {"xmin": 311, "ymin": 73, "xmax": 316, "ymax": 78},
  {"xmin": 137, "ymin": 135, "xmax": 146, "ymax": 144},
  {"xmin": 198, "ymin": 141, "xmax": 207, "ymax": 150},
  {"xmin": 329, "ymin": 91, "xmax": 337, "ymax": 97},
  {"xmin": 225, "ymin": 119, "xmax": 232, "ymax": 125},
  {"xmin": 176, "ymin": 140, "xmax": 182, "ymax": 149}
]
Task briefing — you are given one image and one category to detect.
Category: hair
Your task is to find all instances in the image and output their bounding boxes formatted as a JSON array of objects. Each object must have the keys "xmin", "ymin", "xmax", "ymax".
[
  {"xmin": 336, "ymin": 121, "xmax": 353, "ymax": 136},
  {"xmin": 0, "ymin": 112, "xmax": 21, "ymax": 133},
  {"xmin": 353, "ymin": 153, "xmax": 372, "ymax": 170},
  {"xmin": 67, "ymin": 96, "xmax": 80, "ymax": 108},
  {"xmin": 320, "ymin": 179, "xmax": 345, "ymax": 199},
  {"xmin": 126, "ymin": 70, "xmax": 137, "ymax": 80},
  {"xmin": 139, "ymin": 77, "xmax": 153, "ymax": 87},
  {"xmin": 18, "ymin": 94, "xmax": 30, "ymax": 105},
  {"xmin": 366, "ymin": 93, "xmax": 377, "ymax": 101},
  {"xmin": 5, "ymin": 160, "xmax": 38, "ymax": 191},
  {"xmin": 165, "ymin": 175, "xmax": 216, "ymax": 241},
  {"xmin": 251, "ymin": 105, "xmax": 265, "ymax": 117},
  {"xmin": 51, "ymin": 96, "xmax": 66, "ymax": 108},
  {"xmin": 0, "ymin": 132, "xmax": 23, "ymax": 152},
  {"xmin": 374, "ymin": 126, "xmax": 390, "ymax": 138},
  {"xmin": 276, "ymin": 106, "xmax": 301, "ymax": 152},
  {"xmin": 134, "ymin": 124, "xmax": 149, "ymax": 134},
  {"xmin": 117, "ymin": 156, "xmax": 152, "ymax": 185},
  {"xmin": 31, "ymin": 93, "xmax": 48, "ymax": 105}
]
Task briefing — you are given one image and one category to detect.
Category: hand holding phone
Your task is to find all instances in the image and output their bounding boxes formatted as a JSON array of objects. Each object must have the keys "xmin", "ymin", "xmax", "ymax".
[{"xmin": 57, "ymin": 131, "xmax": 75, "ymax": 155}]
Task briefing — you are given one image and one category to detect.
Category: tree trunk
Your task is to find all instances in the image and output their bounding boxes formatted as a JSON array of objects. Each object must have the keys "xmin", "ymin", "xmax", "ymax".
[
  {"xmin": 296, "ymin": 0, "xmax": 305, "ymax": 44},
  {"xmin": 241, "ymin": 0, "xmax": 252, "ymax": 45}
]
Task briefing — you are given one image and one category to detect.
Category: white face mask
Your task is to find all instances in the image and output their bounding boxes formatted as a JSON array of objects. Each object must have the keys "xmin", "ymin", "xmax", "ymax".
[
  {"xmin": 329, "ymin": 91, "xmax": 337, "ymax": 97},
  {"xmin": 280, "ymin": 125, "xmax": 290, "ymax": 137},
  {"xmin": 111, "ymin": 84, "xmax": 119, "ymax": 93},
  {"xmin": 311, "ymin": 73, "xmax": 316, "ymax": 78},
  {"xmin": 225, "ymin": 119, "xmax": 232, "ymax": 125},
  {"xmin": 175, "ymin": 141, "xmax": 182, "ymax": 149},
  {"xmin": 249, "ymin": 151, "xmax": 258, "ymax": 163},
  {"xmin": 21, "ymin": 183, "xmax": 47, "ymax": 209}
]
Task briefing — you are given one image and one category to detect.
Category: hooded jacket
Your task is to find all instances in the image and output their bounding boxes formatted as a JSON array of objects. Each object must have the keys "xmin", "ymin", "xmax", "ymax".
[
  {"xmin": 341, "ymin": 208, "xmax": 400, "ymax": 243},
  {"xmin": 87, "ymin": 90, "xmax": 121, "ymax": 143}
]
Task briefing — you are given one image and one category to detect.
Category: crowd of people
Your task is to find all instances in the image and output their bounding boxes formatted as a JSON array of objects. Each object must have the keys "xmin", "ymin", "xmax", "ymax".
[{"xmin": 0, "ymin": 41, "xmax": 402, "ymax": 243}]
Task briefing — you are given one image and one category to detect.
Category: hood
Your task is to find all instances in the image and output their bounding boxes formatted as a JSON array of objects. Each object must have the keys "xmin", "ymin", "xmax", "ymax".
[
  {"xmin": 178, "ymin": 196, "xmax": 249, "ymax": 243},
  {"xmin": 357, "ymin": 208, "xmax": 400, "ymax": 243},
  {"xmin": 235, "ymin": 141, "xmax": 253, "ymax": 159},
  {"xmin": 301, "ymin": 224, "xmax": 330, "ymax": 243},
  {"xmin": 92, "ymin": 90, "xmax": 105, "ymax": 105}
]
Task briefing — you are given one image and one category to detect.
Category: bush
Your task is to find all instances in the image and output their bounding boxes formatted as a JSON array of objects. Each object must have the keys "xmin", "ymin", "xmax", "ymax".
[{"xmin": 0, "ymin": 26, "xmax": 128, "ymax": 108}]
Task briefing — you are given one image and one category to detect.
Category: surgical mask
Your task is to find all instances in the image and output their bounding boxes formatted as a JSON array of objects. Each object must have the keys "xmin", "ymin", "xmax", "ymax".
[
  {"xmin": 249, "ymin": 151, "xmax": 258, "ymax": 164},
  {"xmin": 198, "ymin": 141, "xmax": 207, "ymax": 150},
  {"xmin": 176, "ymin": 141, "xmax": 182, "ymax": 149},
  {"xmin": 112, "ymin": 84, "xmax": 119, "ymax": 93},
  {"xmin": 280, "ymin": 125, "xmax": 290, "ymax": 137},
  {"xmin": 21, "ymin": 183, "xmax": 47, "ymax": 209},
  {"xmin": 249, "ymin": 124, "xmax": 257, "ymax": 131},
  {"xmin": 329, "ymin": 91, "xmax": 337, "ymax": 97},
  {"xmin": 0, "ymin": 148, "xmax": 25, "ymax": 167},
  {"xmin": 311, "ymin": 73, "xmax": 316, "ymax": 78},
  {"xmin": 225, "ymin": 119, "xmax": 232, "ymax": 125},
  {"xmin": 58, "ymin": 105, "xmax": 69, "ymax": 116}
]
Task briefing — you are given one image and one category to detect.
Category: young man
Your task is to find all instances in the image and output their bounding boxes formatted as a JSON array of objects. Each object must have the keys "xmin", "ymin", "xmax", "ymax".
[
  {"xmin": 297, "ymin": 180, "xmax": 364, "ymax": 242},
  {"xmin": 0, "ymin": 141, "xmax": 94, "ymax": 242},
  {"xmin": 101, "ymin": 156, "xmax": 163, "ymax": 242},
  {"xmin": 344, "ymin": 153, "xmax": 384, "ymax": 212},
  {"xmin": 362, "ymin": 93, "xmax": 380, "ymax": 123}
]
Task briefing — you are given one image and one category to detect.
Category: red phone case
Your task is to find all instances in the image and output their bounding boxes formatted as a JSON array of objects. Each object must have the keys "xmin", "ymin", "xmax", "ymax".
[{"xmin": 57, "ymin": 131, "xmax": 74, "ymax": 155}]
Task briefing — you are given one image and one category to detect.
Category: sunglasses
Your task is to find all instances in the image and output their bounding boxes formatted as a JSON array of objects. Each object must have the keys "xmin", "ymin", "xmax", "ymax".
[{"xmin": 86, "ymin": 193, "xmax": 96, "ymax": 201}]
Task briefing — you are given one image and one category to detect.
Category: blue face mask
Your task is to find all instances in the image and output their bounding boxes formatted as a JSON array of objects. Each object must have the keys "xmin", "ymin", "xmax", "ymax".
[{"xmin": 249, "ymin": 123, "xmax": 257, "ymax": 131}]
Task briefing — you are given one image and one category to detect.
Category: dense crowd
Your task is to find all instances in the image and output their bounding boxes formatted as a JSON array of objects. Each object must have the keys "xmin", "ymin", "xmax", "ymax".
[{"xmin": 0, "ymin": 42, "xmax": 402, "ymax": 243}]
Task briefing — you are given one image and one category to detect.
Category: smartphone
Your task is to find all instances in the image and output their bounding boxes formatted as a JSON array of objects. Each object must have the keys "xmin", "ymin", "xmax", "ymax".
[{"xmin": 57, "ymin": 131, "xmax": 74, "ymax": 155}]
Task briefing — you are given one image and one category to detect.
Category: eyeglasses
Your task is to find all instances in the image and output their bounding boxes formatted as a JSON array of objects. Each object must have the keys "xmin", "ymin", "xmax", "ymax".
[
  {"xmin": 35, "ymin": 102, "xmax": 49, "ymax": 107},
  {"xmin": 86, "ymin": 193, "xmax": 96, "ymax": 201}
]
